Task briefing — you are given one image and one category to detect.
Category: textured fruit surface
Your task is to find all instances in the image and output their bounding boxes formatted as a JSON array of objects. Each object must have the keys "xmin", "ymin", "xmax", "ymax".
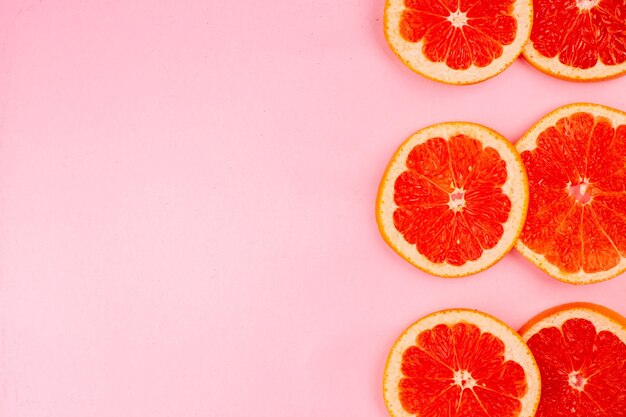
[
  {"xmin": 521, "ymin": 304, "xmax": 626, "ymax": 417},
  {"xmin": 384, "ymin": 310, "xmax": 541, "ymax": 417},
  {"xmin": 377, "ymin": 123, "xmax": 528, "ymax": 277},
  {"xmin": 531, "ymin": 0, "xmax": 626, "ymax": 69},
  {"xmin": 524, "ymin": 0, "xmax": 626, "ymax": 80},
  {"xmin": 394, "ymin": 135, "xmax": 511, "ymax": 266},
  {"xmin": 384, "ymin": 0, "xmax": 532, "ymax": 84},
  {"xmin": 399, "ymin": 323, "xmax": 527, "ymax": 416},
  {"xmin": 516, "ymin": 104, "xmax": 626, "ymax": 283},
  {"xmin": 399, "ymin": 0, "xmax": 518, "ymax": 70}
]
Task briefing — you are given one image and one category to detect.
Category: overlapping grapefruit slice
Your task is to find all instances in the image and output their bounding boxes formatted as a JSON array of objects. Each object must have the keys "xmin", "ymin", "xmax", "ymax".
[
  {"xmin": 384, "ymin": 0, "xmax": 533, "ymax": 84},
  {"xmin": 377, "ymin": 123, "xmax": 528, "ymax": 277},
  {"xmin": 524, "ymin": 0, "xmax": 626, "ymax": 81},
  {"xmin": 384, "ymin": 309, "xmax": 541, "ymax": 417},
  {"xmin": 516, "ymin": 103, "xmax": 626, "ymax": 284},
  {"xmin": 520, "ymin": 303, "xmax": 626, "ymax": 417}
]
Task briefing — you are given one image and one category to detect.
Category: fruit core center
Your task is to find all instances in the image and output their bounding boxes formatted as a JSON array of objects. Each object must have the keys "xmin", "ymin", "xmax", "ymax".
[
  {"xmin": 453, "ymin": 370, "xmax": 476, "ymax": 389},
  {"xmin": 568, "ymin": 372, "xmax": 586, "ymax": 391},
  {"xmin": 447, "ymin": 10, "xmax": 468, "ymax": 28},
  {"xmin": 569, "ymin": 181, "xmax": 591, "ymax": 203},
  {"xmin": 449, "ymin": 189, "xmax": 466, "ymax": 211},
  {"xmin": 577, "ymin": 0, "xmax": 599, "ymax": 10}
]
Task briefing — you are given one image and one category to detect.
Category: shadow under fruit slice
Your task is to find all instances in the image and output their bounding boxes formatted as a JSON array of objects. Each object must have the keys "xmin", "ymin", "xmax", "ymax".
[
  {"xmin": 524, "ymin": 0, "xmax": 626, "ymax": 81},
  {"xmin": 384, "ymin": 309, "xmax": 541, "ymax": 417},
  {"xmin": 516, "ymin": 103, "xmax": 626, "ymax": 284},
  {"xmin": 376, "ymin": 122, "xmax": 528, "ymax": 277},
  {"xmin": 520, "ymin": 302, "xmax": 626, "ymax": 417},
  {"xmin": 383, "ymin": 0, "xmax": 533, "ymax": 84}
]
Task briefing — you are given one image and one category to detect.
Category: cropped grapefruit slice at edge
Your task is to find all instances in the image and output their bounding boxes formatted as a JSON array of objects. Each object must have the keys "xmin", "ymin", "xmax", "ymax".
[
  {"xmin": 384, "ymin": 0, "xmax": 533, "ymax": 84},
  {"xmin": 383, "ymin": 309, "xmax": 541, "ymax": 417},
  {"xmin": 523, "ymin": 0, "xmax": 626, "ymax": 81},
  {"xmin": 376, "ymin": 122, "xmax": 528, "ymax": 277},
  {"xmin": 519, "ymin": 303, "xmax": 626, "ymax": 417},
  {"xmin": 516, "ymin": 103, "xmax": 626, "ymax": 284}
]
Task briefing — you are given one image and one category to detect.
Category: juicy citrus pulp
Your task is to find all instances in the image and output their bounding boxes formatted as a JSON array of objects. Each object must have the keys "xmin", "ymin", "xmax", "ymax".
[
  {"xmin": 377, "ymin": 123, "xmax": 528, "ymax": 277},
  {"xmin": 516, "ymin": 103, "xmax": 626, "ymax": 284},
  {"xmin": 384, "ymin": 309, "xmax": 541, "ymax": 417},
  {"xmin": 399, "ymin": 0, "xmax": 518, "ymax": 69},
  {"xmin": 520, "ymin": 303, "xmax": 626, "ymax": 417},
  {"xmin": 524, "ymin": 0, "xmax": 626, "ymax": 80},
  {"xmin": 384, "ymin": 0, "xmax": 533, "ymax": 84}
]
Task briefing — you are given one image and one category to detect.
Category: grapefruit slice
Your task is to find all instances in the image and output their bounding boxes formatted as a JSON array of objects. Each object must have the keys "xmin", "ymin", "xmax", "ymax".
[
  {"xmin": 376, "ymin": 122, "xmax": 528, "ymax": 277},
  {"xmin": 520, "ymin": 303, "xmax": 626, "ymax": 417},
  {"xmin": 516, "ymin": 103, "xmax": 626, "ymax": 284},
  {"xmin": 383, "ymin": 309, "xmax": 541, "ymax": 417},
  {"xmin": 524, "ymin": 0, "xmax": 626, "ymax": 81},
  {"xmin": 384, "ymin": 0, "xmax": 533, "ymax": 84}
]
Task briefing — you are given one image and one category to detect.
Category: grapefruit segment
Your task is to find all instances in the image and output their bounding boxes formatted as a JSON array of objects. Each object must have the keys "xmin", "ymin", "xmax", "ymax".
[
  {"xmin": 384, "ymin": 0, "xmax": 533, "ymax": 84},
  {"xmin": 384, "ymin": 309, "xmax": 541, "ymax": 417},
  {"xmin": 524, "ymin": 0, "xmax": 626, "ymax": 80},
  {"xmin": 520, "ymin": 303, "xmax": 626, "ymax": 417},
  {"xmin": 516, "ymin": 103, "xmax": 626, "ymax": 283},
  {"xmin": 377, "ymin": 122, "xmax": 528, "ymax": 277}
]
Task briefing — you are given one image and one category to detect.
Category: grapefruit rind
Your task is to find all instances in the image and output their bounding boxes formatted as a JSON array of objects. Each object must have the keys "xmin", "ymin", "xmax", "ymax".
[
  {"xmin": 523, "ymin": 36, "xmax": 626, "ymax": 82},
  {"xmin": 515, "ymin": 103, "xmax": 626, "ymax": 284},
  {"xmin": 384, "ymin": 0, "xmax": 533, "ymax": 85},
  {"xmin": 519, "ymin": 302, "xmax": 626, "ymax": 342},
  {"xmin": 522, "ymin": 45, "xmax": 626, "ymax": 81},
  {"xmin": 383, "ymin": 309, "xmax": 541, "ymax": 417},
  {"xmin": 376, "ymin": 122, "xmax": 529, "ymax": 277}
]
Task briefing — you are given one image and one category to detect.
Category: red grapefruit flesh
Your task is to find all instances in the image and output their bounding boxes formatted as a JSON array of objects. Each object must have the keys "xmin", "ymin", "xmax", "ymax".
[
  {"xmin": 377, "ymin": 122, "xmax": 528, "ymax": 277},
  {"xmin": 520, "ymin": 303, "xmax": 626, "ymax": 417},
  {"xmin": 524, "ymin": 0, "xmax": 626, "ymax": 80},
  {"xmin": 384, "ymin": 309, "xmax": 541, "ymax": 417},
  {"xmin": 384, "ymin": 0, "xmax": 533, "ymax": 84},
  {"xmin": 516, "ymin": 103, "xmax": 626, "ymax": 284}
]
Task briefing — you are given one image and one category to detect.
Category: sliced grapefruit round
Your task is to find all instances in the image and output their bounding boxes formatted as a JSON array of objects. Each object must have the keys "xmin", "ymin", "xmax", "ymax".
[
  {"xmin": 384, "ymin": 0, "xmax": 533, "ymax": 84},
  {"xmin": 524, "ymin": 0, "xmax": 626, "ymax": 81},
  {"xmin": 384, "ymin": 309, "xmax": 541, "ymax": 417},
  {"xmin": 516, "ymin": 103, "xmax": 626, "ymax": 284},
  {"xmin": 520, "ymin": 302, "xmax": 626, "ymax": 417},
  {"xmin": 376, "ymin": 122, "xmax": 528, "ymax": 277}
]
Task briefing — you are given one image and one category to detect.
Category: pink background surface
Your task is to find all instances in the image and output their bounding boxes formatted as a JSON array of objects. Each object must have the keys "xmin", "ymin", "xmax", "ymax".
[{"xmin": 1, "ymin": 1, "xmax": 626, "ymax": 416}]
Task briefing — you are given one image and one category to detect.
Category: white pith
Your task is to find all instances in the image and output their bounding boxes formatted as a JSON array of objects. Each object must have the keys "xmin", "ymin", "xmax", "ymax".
[
  {"xmin": 448, "ymin": 188, "xmax": 466, "ymax": 212},
  {"xmin": 568, "ymin": 372, "xmax": 586, "ymax": 391},
  {"xmin": 453, "ymin": 369, "xmax": 476, "ymax": 389},
  {"xmin": 577, "ymin": 0, "xmax": 600, "ymax": 11},
  {"xmin": 384, "ymin": 310, "xmax": 541, "ymax": 417},
  {"xmin": 384, "ymin": 0, "xmax": 533, "ymax": 84},
  {"xmin": 378, "ymin": 123, "xmax": 528, "ymax": 277},
  {"xmin": 447, "ymin": 10, "xmax": 468, "ymax": 28},
  {"xmin": 571, "ymin": 181, "xmax": 589, "ymax": 198},
  {"xmin": 521, "ymin": 306, "xmax": 626, "ymax": 343},
  {"xmin": 524, "ymin": 44, "xmax": 626, "ymax": 80},
  {"xmin": 515, "ymin": 103, "xmax": 626, "ymax": 284}
]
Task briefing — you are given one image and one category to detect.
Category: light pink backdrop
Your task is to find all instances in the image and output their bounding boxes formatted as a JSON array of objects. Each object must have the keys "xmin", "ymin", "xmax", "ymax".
[{"xmin": 1, "ymin": 1, "xmax": 625, "ymax": 416}]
